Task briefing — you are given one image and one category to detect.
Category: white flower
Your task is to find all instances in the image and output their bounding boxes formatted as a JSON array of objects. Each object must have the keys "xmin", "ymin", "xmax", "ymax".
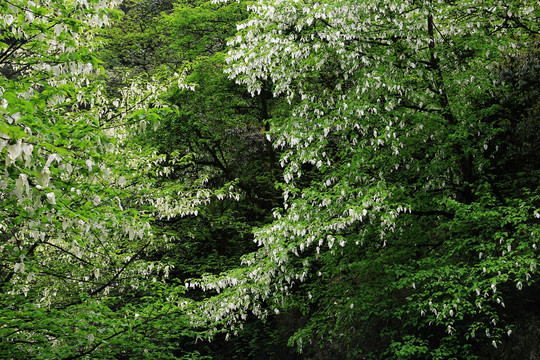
[{"xmin": 46, "ymin": 192, "xmax": 56, "ymax": 205}]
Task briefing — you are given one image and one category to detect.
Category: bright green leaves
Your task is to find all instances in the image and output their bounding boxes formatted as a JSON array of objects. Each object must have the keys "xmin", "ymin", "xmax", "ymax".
[{"xmin": 0, "ymin": 0, "xmax": 186, "ymax": 358}]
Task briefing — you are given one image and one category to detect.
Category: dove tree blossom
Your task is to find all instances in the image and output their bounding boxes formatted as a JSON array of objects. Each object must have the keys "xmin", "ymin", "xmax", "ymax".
[{"xmin": 186, "ymin": 0, "xmax": 539, "ymax": 357}]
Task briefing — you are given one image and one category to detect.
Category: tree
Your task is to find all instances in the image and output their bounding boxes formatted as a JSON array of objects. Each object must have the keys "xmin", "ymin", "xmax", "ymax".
[
  {"xmin": 187, "ymin": 0, "xmax": 540, "ymax": 358},
  {"xmin": 0, "ymin": 1, "xmax": 197, "ymax": 358}
]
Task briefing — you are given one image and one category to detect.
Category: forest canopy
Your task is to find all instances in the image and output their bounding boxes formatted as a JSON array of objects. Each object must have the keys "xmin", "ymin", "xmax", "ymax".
[{"xmin": 0, "ymin": 0, "xmax": 538, "ymax": 359}]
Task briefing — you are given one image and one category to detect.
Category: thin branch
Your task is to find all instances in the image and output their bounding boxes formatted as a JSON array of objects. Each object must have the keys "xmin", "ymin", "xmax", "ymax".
[
  {"xmin": 89, "ymin": 241, "xmax": 150, "ymax": 297},
  {"xmin": 0, "ymin": 241, "xmax": 40, "ymax": 288},
  {"xmin": 409, "ymin": 210, "xmax": 454, "ymax": 219},
  {"xmin": 41, "ymin": 241, "xmax": 95, "ymax": 266}
]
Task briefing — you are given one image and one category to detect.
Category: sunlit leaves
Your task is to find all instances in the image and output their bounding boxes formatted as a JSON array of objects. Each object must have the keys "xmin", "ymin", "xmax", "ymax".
[{"xmin": 0, "ymin": 0, "xmax": 188, "ymax": 358}]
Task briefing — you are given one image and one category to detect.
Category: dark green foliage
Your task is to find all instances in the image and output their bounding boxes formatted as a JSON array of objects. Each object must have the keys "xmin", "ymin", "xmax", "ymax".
[
  {"xmin": 100, "ymin": 0, "xmax": 178, "ymax": 74},
  {"xmin": 100, "ymin": 0, "xmax": 290, "ymax": 358},
  {"xmin": 131, "ymin": 0, "xmax": 281, "ymax": 277}
]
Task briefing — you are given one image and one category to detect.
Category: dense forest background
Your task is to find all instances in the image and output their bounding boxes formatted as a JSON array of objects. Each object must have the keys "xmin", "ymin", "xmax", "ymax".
[{"xmin": 0, "ymin": 0, "xmax": 538, "ymax": 359}]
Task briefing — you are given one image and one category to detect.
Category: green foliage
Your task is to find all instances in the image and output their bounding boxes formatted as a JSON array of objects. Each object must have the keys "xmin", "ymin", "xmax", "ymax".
[
  {"xmin": 99, "ymin": 0, "xmax": 178, "ymax": 76},
  {"xmin": 123, "ymin": 0, "xmax": 282, "ymax": 280},
  {"xmin": 0, "ymin": 1, "xmax": 197, "ymax": 358}
]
